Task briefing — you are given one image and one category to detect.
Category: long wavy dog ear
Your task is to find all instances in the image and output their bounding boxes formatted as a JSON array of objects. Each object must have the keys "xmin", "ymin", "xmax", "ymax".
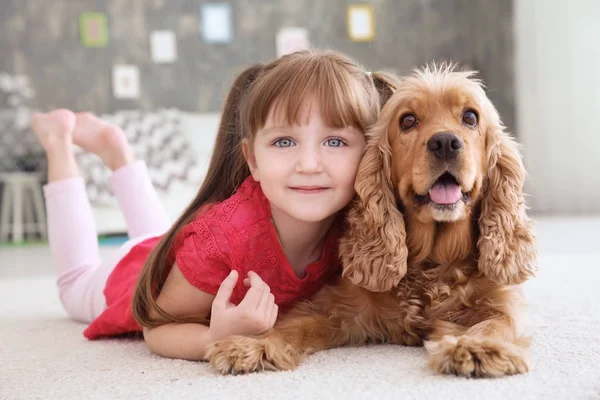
[
  {"xmin": 339, "ymin": 99, "xmax": 408, "ymax": 292},
  {"xmin": 477, "ymin": 103, "xmax": 537, "ymax": 285}
]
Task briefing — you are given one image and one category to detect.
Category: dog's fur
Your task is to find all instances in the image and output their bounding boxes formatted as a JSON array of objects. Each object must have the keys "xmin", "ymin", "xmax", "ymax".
[{"xmin": 206, "ymin": 64, "xmax": 537, "ymax": 378}]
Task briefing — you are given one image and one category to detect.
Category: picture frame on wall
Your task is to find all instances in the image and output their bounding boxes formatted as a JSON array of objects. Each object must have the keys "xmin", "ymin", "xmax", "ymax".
[
  {"xmin": 201, "ymin": 3, "xmax": 233, "ymax": 44},
  {"xmin": 347, "ymin": 5, "xmax": 375, "ymax": 42},
  {"xmin": 276, "ymin": 27, "xmax": 310, "ymax": 58},
  {"xmin": 79, "ymin": 12, "xmax": 109, "ymax": 48},
  {"xmin": 150, "ymin": 30, "xmax": 178, "ymax": 63},
  {"xmin": 112, "ymin": 65, "xmax": 140, "ymax": 99}
]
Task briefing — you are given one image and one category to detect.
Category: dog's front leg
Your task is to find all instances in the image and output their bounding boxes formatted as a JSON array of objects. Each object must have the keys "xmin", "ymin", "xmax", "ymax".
[
  {"xmin": 425, "ymin": 312, "xmax": 531, "ymax": 378},
  {"xmin": 206, "ymin": 283, "xmax": 359, "ymax": 375}
]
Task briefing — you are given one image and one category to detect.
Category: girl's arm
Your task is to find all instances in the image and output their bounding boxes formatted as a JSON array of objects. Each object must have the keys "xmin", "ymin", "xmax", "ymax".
[
  {"xmin": 143, "ymin": 265, "xmax": 278, "ymax": 361},
  {"xmin": 143, "ymin": 322, "xmax": 215, "ymax": 361},
  {"xmin": 142, "ymin": 264, "xmax": 217, "ymax": 360}
]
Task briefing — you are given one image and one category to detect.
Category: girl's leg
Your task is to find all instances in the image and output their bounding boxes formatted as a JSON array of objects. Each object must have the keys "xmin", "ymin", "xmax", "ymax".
[
  {"xmin": 32, "ymin": 110, "xmax": 109, "ymax": 322},
  {"xmin": 72, "ymin": 113, "xmax": 171, "ymax": 239}
]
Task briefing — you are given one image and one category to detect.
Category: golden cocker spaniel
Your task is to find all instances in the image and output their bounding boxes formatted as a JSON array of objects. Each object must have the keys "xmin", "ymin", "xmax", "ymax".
[{"xmin": 206, "ymin": 64, "xmax": 538, "ymax": 378}]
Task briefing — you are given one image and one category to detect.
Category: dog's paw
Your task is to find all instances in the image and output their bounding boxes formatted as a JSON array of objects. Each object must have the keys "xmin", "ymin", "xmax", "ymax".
[
  {"xmin": 424, "ymin": 335, "xmax": 529, "ymax": 378},
  {"xmin": 206, "ymin": 335, "xmax": 300, "ymax": 375}
]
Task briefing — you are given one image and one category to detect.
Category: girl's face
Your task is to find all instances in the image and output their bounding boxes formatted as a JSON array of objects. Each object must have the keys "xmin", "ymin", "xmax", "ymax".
[{"xmin": 245, "ymin": 102, "xmax": 366, "ymax": 224}]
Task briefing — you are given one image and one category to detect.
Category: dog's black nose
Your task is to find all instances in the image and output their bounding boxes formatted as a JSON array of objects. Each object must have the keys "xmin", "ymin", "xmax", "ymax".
[{"xmin": 427, "ymin": 132, "xmax": 463, "ymax": 160}]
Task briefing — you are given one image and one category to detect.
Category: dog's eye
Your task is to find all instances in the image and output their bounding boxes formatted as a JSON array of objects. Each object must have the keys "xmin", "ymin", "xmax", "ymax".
[
  {"xmin": 400, "ymin": 113, "xmax": 417, "ymax": 131},
  {"xmin": 462, "ymin": 110, "xmax": 478, "ymax": 128}
]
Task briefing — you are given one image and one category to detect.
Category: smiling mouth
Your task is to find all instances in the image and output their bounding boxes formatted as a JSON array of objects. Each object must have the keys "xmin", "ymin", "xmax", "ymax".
[
  {"xmin": 414, "ymin": 172, "xmax": 471, "ymax": 210},
  {"xmin": 290, "ymin": 186, "xmax": 329, "ymax": 194}
]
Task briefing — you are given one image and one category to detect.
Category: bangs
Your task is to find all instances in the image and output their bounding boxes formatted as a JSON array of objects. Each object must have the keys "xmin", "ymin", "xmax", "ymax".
[{"xmin": 245, "ymin": 54, "xmax": 377, "ymax": 134}]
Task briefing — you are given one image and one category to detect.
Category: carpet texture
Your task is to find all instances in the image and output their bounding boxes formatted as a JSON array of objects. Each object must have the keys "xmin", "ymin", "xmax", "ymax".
[{"xmin": 1, "ymin": 217, "xmax": 599, "ymax": 399}]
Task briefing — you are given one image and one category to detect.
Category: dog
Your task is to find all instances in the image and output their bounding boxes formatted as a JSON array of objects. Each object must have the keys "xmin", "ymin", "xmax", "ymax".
[{"xmin": 206, "ymin": 63, "xmax": 537, "ymax": 378}]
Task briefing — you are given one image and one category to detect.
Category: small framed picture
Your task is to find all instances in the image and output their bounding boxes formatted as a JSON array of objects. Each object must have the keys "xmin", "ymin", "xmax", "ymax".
[
  {"xmin": 112, "ymin": 65, "xmax": 140, "ymax": 99},
  {"xmin": 276, "ymin": 28, "xmax": 310, "ymax": 58},
  {"xmin": 150, "ymin": 30, "xmax": 177, "ymax": 63},
  {"xmin": 201, "ymin": 3, "xmax": 233, "ymax": 44},
  {"xmin": 347, "ymin": 5, "xmax": 375, "ymax": 42},
  {"xmin": 79, "ymin": 12, "xmax": 109, "ymax": 48}
]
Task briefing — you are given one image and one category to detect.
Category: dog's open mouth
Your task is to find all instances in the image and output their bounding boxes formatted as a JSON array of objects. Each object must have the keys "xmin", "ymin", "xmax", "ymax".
[{"xmin": 414, "ymin": 172, "xmax": 471, "ymax": 210}]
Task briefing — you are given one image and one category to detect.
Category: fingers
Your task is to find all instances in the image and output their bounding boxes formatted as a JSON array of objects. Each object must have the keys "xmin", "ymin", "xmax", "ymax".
[
  {"xmin": 257, "ymin": 290, "xmax": 274, "ymax": 314},
  {"xmin": 235, "ymin": 272, "xmax": 279, "ymax": 334},
  {"xmin": 268, "ymin": 303, "xmax": 278, "ymax": 328},
  {"xmin": 212, "ymin": 270, "xmax": 238, "ymax": 308},
  {"xmin": 253, "ymin": 273, "xmax": 274, "ymax": 313},
  {"xmin": 243, "ymin": 271, "xmax": 264, "ymax": 287},
  {"xmin": 239, "ymin": 272, "xmax": 267, "ymax": 308},
  {"xmin": 248, "ymin": 271, "xmax": 264, "ymax": 287}
]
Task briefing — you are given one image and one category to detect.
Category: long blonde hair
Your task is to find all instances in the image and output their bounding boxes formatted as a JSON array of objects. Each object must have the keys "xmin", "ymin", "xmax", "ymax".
[{"xmin": 132, "ymin": 49, "xmax": 399, "ymax": 328}]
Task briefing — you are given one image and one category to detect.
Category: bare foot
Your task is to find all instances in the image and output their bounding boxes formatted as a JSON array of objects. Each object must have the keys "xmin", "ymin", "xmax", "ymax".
[
  {"xmin": 31, "ymin": 109, "xmax": 76, "ymax": 154},
  {"xmin": 72, "ymin": 112, "xmax": 134, "ymax": 171},
  {"xmin": 31, "ymin": 109, "xmax": 80, "ymax": 182}
]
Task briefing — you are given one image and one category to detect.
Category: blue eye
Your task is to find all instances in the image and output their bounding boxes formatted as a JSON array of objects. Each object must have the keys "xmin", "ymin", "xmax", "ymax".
[
  {"xmin": 325, "ymin": 138, "xmax": 345, "ymax": 147},
  {"xmin": 274, "ymin": 138, "xmax": 295, "ymax": 148}
]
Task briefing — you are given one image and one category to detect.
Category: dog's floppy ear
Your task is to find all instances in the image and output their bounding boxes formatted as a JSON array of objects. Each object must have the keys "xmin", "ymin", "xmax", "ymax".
[
  {"xmin": 339, "ymin": 107, "xmax": 408, "ymax": 292},
  {"xmin": 477, "ymin": 105, "xmax": 537, "ymax": 285}
]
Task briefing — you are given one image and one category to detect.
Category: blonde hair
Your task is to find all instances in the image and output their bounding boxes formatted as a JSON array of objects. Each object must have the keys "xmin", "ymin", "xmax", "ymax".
[{"xmin": 133, "ymin": 49, "xmax": 399, "ymax": 328}]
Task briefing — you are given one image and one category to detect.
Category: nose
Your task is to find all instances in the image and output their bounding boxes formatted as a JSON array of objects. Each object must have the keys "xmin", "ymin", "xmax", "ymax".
[
  {"xmin": 427, "ymin": 132, "xmax": 463, "ymax": 160},
  {"xmin": 296, "ymin": 146, "xmax": 323, "ymax": 173}
]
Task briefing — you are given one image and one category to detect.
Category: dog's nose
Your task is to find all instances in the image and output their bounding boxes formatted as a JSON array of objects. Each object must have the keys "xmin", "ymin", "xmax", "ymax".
[{"xmin": 427, "ymin": 132, "xmax": 463, "ymax": 160}]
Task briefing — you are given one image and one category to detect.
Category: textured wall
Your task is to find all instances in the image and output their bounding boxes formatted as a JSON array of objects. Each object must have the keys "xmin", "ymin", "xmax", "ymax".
[{"xmin": 0, "ymin": 0, "xmax": 515, "ymax": 132}]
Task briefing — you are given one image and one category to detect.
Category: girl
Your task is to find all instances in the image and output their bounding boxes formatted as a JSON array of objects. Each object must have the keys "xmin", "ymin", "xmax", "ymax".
[{"xmin": 33, "ymin": 50, "xmax": 396, "ymax": 361}]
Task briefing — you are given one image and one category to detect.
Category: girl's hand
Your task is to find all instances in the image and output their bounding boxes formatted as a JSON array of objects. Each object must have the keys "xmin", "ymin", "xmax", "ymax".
[{"xmin": 209, "ymin": 271, "xmax": 278, "ymax": 342}]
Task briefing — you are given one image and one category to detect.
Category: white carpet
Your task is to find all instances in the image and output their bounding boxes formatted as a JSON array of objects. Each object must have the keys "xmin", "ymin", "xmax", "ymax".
[{"xmin": 1, "ymin": 217, "xmax": 599, "ymax": 399}]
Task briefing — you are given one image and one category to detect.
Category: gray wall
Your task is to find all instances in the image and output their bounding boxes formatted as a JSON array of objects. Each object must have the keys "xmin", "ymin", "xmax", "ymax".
[{"xmin": 0, "ymin": 0, "xmax": 515, "ymax": 132}]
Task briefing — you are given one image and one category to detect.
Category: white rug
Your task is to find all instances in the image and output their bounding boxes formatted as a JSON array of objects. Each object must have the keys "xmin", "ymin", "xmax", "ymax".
[{"xmin": 1, "ymin": 217, "xmax": 599, "ymax": 399}]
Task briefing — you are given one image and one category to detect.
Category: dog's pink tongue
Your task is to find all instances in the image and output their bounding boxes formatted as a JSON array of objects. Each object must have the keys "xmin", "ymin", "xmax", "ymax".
[{"xmin": 429, "ymin": 183, "xmax": 462, "ymax": 204}]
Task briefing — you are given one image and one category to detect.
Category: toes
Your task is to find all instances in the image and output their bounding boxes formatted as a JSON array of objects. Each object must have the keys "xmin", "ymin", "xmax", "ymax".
[
  {"xmin": 49, "ymin": 109, "xmax": 77, "ymax": 129},
  {"xmin": 74, "ymin": 111, "xmax": 98, "ymax": 125},
  {"xmin": 72, "ymin": 114, "xmax": 124, "ymax": 145},
  {"xmin": 30, "ymin": 112, "xmax": 42, "ymax": 123},
  {"xmin": 263, "ymin": 340, "xmax": 299, "ymax": 371},
  {"xmin": 208, "ymin": 337, "xmax": 299, "ymax": 375},
  {"xmin": 30, "ymin": 110, "xmax": 77, "ymax": 152},
  {"xmin": 208, "ymin": 339, "xmax": 264, "ymax": 375},
  {"xmin": 427, "ymin": 336, "xmax": 529, "ymax": 378},
  {"xmin": 75, "ymin": 111, "xmax": 94, "ymax": 119},
  {"xmin": 31, "ymin": 109, "xmax": 75, "ymax": 132}
]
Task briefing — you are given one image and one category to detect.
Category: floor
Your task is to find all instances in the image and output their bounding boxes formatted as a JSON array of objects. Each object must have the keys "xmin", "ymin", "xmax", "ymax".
[{"xmin": 1, "ymin": 215, "xmax": 599, "ymax": 399}]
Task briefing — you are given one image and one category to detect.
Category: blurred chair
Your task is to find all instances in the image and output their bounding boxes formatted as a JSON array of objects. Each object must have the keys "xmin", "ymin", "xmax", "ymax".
[{"xmin": 0, "ymin": 172, "xmax": 47, "ymax": 243}]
